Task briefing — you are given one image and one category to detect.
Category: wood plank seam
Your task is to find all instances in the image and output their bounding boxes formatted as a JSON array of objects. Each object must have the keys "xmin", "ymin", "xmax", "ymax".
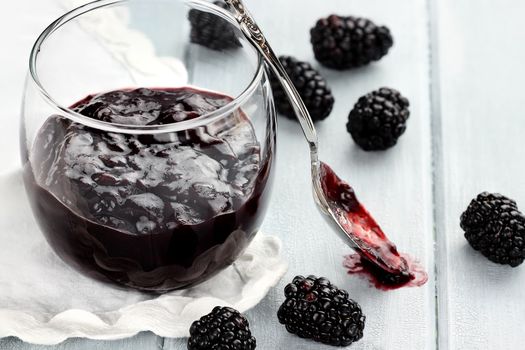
[
  {"xmin": 427, "ymin": 0, "xmax": 449, "ymax": 349},
  {"xmin": 158, "ymin": 335, "xmax": 166, "ymax": 350}
]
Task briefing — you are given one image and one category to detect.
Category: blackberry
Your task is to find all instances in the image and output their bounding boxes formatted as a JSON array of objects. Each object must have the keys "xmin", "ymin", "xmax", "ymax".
[
  {"xmin": 461, "ymin": 192, "xmax": 525, "ymax": 267},
  {"xmin": 310, "ymin": 15, "xmax": 393, "ymax": 70},
  {"xmin": 188, "ymin": 1, "xmax": 241, "ymax": 51},
  {"xmin": 277, "ymin": 275, "xmax": 365, "ymax": 347},
  {"xmin": 346, "ymin": 87, "xmax": 410, "ymax": 151},
  {"xmin": 270, "ymin": 56, "xmax": 334, "ymax": 122},
  {"xmin": 188, "ymin": 306, "xmax": 256, "ymax": 350}
]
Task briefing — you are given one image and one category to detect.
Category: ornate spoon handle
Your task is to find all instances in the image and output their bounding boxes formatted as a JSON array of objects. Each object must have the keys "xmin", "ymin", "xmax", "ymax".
[{"xmin": 224, "ymin": 0, "xmax": 319, "ymax": 156}]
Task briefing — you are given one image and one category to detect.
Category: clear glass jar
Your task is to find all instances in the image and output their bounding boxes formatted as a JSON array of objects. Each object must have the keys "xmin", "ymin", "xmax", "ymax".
[{"xmin": 20, "ymin": 0, "xmax": 276, "ymax": 292}]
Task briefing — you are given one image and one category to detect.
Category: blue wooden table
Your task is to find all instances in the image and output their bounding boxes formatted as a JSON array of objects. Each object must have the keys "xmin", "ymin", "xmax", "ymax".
[{"xmin": 1, "ymin": 0, "xmax": 525, "ymax": 349}]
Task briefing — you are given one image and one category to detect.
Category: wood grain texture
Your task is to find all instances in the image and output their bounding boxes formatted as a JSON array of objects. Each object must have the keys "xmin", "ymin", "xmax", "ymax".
[
  {"xmin": 5, "ymin": 0, "xmax": 525, "ymax": 348},
  {"xmin": 168, "ymin": 0, "xmax": 437, "ymax": 349},
  {"xmin": 3, "ymin": 0, "xmax": 436, "ymax": 349},
  {"xmin": 434, "ymin": 0, "xmax": 525, "ymax": 349}
]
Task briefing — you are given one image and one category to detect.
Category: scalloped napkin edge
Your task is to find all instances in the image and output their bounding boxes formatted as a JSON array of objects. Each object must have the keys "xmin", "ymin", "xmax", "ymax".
[{"xmin": 0, "ymin": 234, "xmax": 287, "ymax": 345}]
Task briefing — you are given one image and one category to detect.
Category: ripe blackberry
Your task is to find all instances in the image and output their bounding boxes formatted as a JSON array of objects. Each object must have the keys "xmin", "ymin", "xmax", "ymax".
[
  {"xmin": 277, "ymin": 275, "xmax": 365, "ymax": 347},
  {"xmin": 461, "ymin": 192, "xmax": 525, "ymax": 267},
  {"xmin": 270, "ymin": 56, "xmax": 334, "ymax": 122},
  {"xmin": 346, "ymin": 87, "xmax": 410, "ymax": 151},
  {"xmin": 310, "ymin": 15, "xmax": 393, "ymax": 70},
  {"xmin": 188, "ymin": 307, "xmax": 256, "ymax": 350},
  {"xmin": 188, "ymin": 1, "xmax": 241, "ymax": 51}
]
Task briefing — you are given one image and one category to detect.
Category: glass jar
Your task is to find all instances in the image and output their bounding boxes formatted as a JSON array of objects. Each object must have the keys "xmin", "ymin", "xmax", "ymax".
[{"xmin": 20, "ymin": 0, "xmax": 276, "ymax": 292}]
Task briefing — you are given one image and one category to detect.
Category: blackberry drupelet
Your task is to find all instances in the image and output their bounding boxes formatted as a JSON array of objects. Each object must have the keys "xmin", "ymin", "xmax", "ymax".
[
  {"xmin": 277, "ymin": 275, "xmax": 365, "ymax": 347},
  {"xmin": 310, "ymin": 15, "xmax": 393, "ymax": 70},
  {"xmin": 188, "ymin": 1, "xmax": 241, "ymax": 51},
  {"xmin": 270, "ymin": 56, "xmax": 334, "ymax": 122},
  {"xmin": 187, "ymin": 306, "xmax": 256, "ymax": 350},
  {"xmin": 346, "ymin": 87, "xmax": 410, "ymax": 151},
  {"xmin": 461, "ymin": 192, "xmax": 525, "ymax": 267}
]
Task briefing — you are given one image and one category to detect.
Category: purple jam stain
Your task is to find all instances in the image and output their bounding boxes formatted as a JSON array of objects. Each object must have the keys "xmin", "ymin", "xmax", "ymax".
[
  {"xmin": 343, "ymin": 253, "xmax": 428, "ymax": 291},
  {"xmin": 23, "ymin": 87, "xmax": 274, "ymax": 292}
]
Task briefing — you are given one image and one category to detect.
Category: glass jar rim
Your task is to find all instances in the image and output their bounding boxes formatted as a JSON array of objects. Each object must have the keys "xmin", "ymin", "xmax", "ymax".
[{"xmin": 28, "ymin": 0, "xmax": 265, "ymax": 135}]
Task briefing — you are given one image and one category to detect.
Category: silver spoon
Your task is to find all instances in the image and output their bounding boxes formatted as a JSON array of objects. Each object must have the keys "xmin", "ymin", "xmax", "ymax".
[{"xmin": 224, "ymin": 0, "xmax": 410, "ymax": 277}]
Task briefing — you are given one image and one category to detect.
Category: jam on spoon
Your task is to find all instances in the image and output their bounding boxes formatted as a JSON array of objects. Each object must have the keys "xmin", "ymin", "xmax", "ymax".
[
  {"xmin": 320, "ymin": 163, "xmax": 410, "ymax": 274},
  {"xmin": 320, "ymin": 162, "xmax": 427, "ymax": 290}
]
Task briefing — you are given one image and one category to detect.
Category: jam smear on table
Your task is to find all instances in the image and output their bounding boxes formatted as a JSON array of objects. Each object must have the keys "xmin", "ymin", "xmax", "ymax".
[
  {"xmin": 343, "ymin": 253, "xmax": 428, "ymax": 291},
  {"xmin": 320, "ymin": 162, "xmax": 428, "ymax": 290},
  {"xmin": 23, "ymin": 87, "xmax": 273, "ymax": 292}
]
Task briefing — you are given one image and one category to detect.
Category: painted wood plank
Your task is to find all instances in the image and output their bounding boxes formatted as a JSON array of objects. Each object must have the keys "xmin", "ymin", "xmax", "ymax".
[
  {"xmin": 164, "ymin": 0, "xmax": 436, "ymax": 349},
  {"xmin": 0, "ymin": 333, "xmax": 162, "ymax": 350},
  {"xmin": 2, "ymin": 0, "xmax": 436, "ymax": 348},
  {"xmin": 434, "ymin": 0, "xmax": 525, "ymax": 349}
]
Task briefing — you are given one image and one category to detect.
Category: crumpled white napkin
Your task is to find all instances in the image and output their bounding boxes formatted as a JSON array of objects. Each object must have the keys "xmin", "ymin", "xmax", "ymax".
[{"xmin": 0, "ymin": 170, "xmax": 287, "ymax": 345}]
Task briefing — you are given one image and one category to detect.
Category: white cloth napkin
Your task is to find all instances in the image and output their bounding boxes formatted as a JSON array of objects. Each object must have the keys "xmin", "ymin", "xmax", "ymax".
[{"xmin": 0, "ymin": 169, "xmax": 287, "ymax": 345}]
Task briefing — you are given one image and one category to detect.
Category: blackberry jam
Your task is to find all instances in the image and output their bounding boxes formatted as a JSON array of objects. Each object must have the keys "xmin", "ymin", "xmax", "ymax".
[
  {"xmin": 23, "ymin": 87, "xmax": 274, "ymax": 292},
  {"xmin": 319, "ymin": 162, "xmax": 428, "ymax": 290}
]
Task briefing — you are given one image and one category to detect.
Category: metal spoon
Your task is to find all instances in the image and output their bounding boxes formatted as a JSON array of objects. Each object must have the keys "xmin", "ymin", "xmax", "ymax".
[{"xmin": 223, "ymin": 0, "xmax": 410, "ymax": 276}]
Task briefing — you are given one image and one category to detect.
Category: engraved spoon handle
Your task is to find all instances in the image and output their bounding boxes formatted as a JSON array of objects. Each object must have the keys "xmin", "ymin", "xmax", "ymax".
[{"xmin": 224, "ymin": 0, "xmax": 319, "ymax": 159}]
